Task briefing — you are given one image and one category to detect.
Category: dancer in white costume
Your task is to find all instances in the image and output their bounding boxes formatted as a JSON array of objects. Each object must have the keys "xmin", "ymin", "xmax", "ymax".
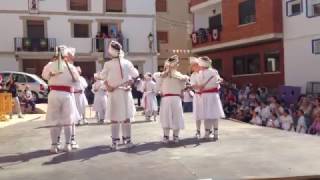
[
  {"xmin": 74, "ymin": 66, "xmax": 89, "ymax": 126},
  {"xmin": 42, "ymin": 45, "xmax": 80, "ymax": 153},
  {"xmin": 141, "ymin": 72, "xmax": 158, "ymax": 121},
  {"xmin": 154, "ymin": 55, "xmax": 189, "ymax": 143},
  {"xmin": 92, "ymin": 73, "xmax": 107, "ymax": 124},
  {"xmin": 100, "ymin": 41, "xmax": 139, "ymax": 149},
  {"xmin": 197, "ymin": 56, "xmax": 225, "ymax": 140},
  {"xmin": 189, "ymin": 56, "xmax": 204, "ymax": 139}
]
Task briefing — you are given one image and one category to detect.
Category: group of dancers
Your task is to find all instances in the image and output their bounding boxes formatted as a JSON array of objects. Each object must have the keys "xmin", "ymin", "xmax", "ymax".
[{"xmin": 42, "ymin": 40, "xmax": 225, "ymax": 153}]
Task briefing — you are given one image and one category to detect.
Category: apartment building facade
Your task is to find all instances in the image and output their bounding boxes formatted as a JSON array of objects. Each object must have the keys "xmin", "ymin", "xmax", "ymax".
[
  {"xmin": 190, "ymin": 0, "xmax": 284, "ymax": 88},
  {"xmin": 156, "ymin": 0, "xmax": 193, "ymax": 73},
  {"xmin": 283, "ymin": 0, "xmax": 320, "ymax": 93},
  {"xmin": 0, "ymin": 0, "xmax": 157, "ymax": 78}
]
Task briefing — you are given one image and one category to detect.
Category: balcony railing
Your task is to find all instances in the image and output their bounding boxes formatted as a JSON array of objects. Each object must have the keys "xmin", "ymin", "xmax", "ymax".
[
  {"xmin": 92, "ymin": 38, "xmax": 129, "ymax": 53},
  {"xmin": 14, "ymin": 38, "xmax": 56, "ymax": 52},
  {"xmin": 191, "ymin": 28, "xmax": 222, "ymax": 46}
]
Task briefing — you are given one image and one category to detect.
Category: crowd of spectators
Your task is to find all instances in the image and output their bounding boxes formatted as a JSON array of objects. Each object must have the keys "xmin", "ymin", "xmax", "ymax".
[{"xmin": 220, "ymin": 83, "xmax": 320, "ymax": 136}]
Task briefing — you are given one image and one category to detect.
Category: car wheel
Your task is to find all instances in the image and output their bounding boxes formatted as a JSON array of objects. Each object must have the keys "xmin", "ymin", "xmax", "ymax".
[{"xmin": 32, "ymin": 91, "xmax": 39, "ymax": 103}]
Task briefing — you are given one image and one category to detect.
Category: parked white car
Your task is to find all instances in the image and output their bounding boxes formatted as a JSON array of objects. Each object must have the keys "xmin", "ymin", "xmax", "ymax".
[{"xmin": 0, "ymin": 71, "xmax": 49, "ymax": 102}]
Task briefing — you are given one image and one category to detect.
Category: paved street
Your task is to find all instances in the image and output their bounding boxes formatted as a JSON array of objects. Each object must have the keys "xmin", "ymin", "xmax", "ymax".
[{"xmin": 1, "ymin": 113, "xmax": 320, "ymax": 180}]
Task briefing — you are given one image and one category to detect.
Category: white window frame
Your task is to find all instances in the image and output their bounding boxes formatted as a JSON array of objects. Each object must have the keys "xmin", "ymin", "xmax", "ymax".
[
  {"xmin": 286, "ymin": 0, "xmax": 303, "ymax": 16},
  {"xmin": 312, "ymin": 39, "xmax": 320, "ymax": 54},
  {"xmin": 306, "ymin": 0, "xmax": 320, "ymax": 17}
]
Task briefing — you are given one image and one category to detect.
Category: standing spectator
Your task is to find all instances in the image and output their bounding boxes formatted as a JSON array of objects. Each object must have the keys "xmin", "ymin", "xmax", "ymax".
[
  {"xmin": 311, "ymin": 98, "xmax": 320, "ymax": 120},
  {"xmin": 280, "ymin": 109, "xmax": 294, "ymax": 131},
  {"xmin": 182, "ymin": 84, "xmax": 194, "ymax": 113},
  {"xmin": 308, "ymin": 113, "xmax": 320, "ymax": 135},
  {"xmin": 266, "ymin": 112, "xmax": 280, "ymax": 129},
  {"xmin": 0, "ymin": 74, "xmax": 3, "ymax": 90},
  {"xmin": 296, "ymin": 110, "xmax": 307, "ymax": 133},
  {"xmin": 23, "ymin": 85, "xmax": 36, "ymax": 112},
  {"xmin": 6, "ymin": 75, "xmax": 23, "ymax": 118}
]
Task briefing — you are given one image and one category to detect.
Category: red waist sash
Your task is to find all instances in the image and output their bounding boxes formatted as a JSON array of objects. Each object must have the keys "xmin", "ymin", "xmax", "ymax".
[
  {"xmin": 49, "ymin": 85, "xmax": 73, "ymax": 93},
  {"xmin": 200, "ymin": 88, "xmax": 219, "ymax": 94}
]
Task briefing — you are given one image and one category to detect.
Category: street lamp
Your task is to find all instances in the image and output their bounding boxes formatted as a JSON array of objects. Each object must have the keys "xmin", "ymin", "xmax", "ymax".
[{"xmin": 148, "ymin": 33, "xmax": 154, "ymax": 73}]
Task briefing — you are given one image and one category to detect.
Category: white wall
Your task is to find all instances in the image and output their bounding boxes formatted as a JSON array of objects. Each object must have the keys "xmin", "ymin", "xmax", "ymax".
[
  {"xmin": 194, "ymin": 4, "xmax": 221, "ymax": 30},
  {"xmin": 283, "ymin": 0, "xmax": 320, "ymax": 93},
  {"xmin": 0, "ymin": 54, "xmax": 19, "ymax": 71}
]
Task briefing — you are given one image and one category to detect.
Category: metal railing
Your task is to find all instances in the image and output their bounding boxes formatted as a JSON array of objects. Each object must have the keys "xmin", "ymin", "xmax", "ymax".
[
  {"xmin": 92, "ymin": 38, "xmax": 129, "ymax": 53},
  {"xmin": 14, "ymin": 37, "xmax": 56, "ymax": 52}
]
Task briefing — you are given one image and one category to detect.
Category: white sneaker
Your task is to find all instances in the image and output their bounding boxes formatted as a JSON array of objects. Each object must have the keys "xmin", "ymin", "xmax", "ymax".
[
  {"xmin": 111, "ymin": 142, "xmax": 118, "ymax": 150},
  {"xmin": 162, "ymin": 136, "xmax": 169, "ymax": 144},
  {"xmin": 71, "ymin": 140, "xmax": 79, "ymax": 149},
  {"xmin": 63, "ymin": 144, "xmax": 72, "ymax": 152},
  {"xmin": 83, "ymin": 119, "xmax": 89, "ymax": 125},
  {"xmin": 50, "ymin": 144, "xmax": 59, "ymax": 154},
  {"xmin": 195, "ymin": 130, "xmax": 201, "ymax": 139},
  {"xmin": 173, "ymin": 136, "xmax": 179, "ymax": 144},
  {"xmin": 125, "ymin": 142, "xmax": 134, "ymax": 149}
]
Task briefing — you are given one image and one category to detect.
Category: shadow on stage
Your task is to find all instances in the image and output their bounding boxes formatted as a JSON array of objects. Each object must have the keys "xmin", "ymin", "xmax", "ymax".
[
  {"xmin": 0, "ymin": 138, "xmax": 214, "ymax": 168},
  {"xmin": 34, "ymin": 120, "xmax": 154, "ymax": 129}
]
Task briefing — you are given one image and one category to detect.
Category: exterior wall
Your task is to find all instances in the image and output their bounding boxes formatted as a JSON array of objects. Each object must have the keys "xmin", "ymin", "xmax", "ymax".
[
  {"xmin": 283, "ymin": 0, "xmax": 320, "ymax": 93},
  {"xmin": 0, "ymin": 0, "xmax": 156, "ymax": 74},
  {"xmin": 197, "ymin": 41, "xmax": 284, "ymax": 89},
  {"xmin": 0, "ymin": 54, "xmax": 19, "ymax": 71},
  {"xmin": 156, "ymin": 0, "xmax": 192, "ymax": 73},
  {"xmin": 192, "ymin": 0, "xmax": 283, "ymax": 48}
]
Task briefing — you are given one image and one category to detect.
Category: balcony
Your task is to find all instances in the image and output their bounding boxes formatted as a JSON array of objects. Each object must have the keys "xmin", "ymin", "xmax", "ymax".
[
  {"xmin": 92, "ymin": 38, "xmax": 129, "ymax": 53},
  {"xmin": 191, "ymin": 28, "xmax": 222, "ymax": 47},
  {"xmin": 14, "ymin": 38, "xmax": 56, "ymax": 52},
  {"xmin": 190, "ymin": 0, "xmax": 221, "ymax": 12}
]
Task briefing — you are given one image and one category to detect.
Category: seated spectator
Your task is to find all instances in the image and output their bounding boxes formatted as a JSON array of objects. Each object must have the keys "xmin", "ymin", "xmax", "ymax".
[
  {"xmin": 6, "ymin": 75, "xmax": 23, "ymax": 118},
  {"xmin": 226, "ymin": 90, "xmax": 236, "ymax": 103},
  {"xmin": 274, "ymin": 100, "xmax": 285, "ymax": 117},
  {"xmin": 280, "ymin": 109, "xmax": 294, "ymax": 131},
  {"xmin": 238, "ymin": 89, "xmax": 247, "ymax": 103},
  {"xmin": 23, "ymin": 86, "xmax": 35, "ymax": 112},
  {"xmin": 308, "ymin": 113, "xmax": 320, "ymax": 135},
  {"xmin": 296, "ymin": 109, "xmax": 307, "ymax": 133},
  {"xmin": 250, "ymin": 108, "xmax": 262, "ymax": 126},
  {"xmin": 266, "ymin": 112, "xmax": 280, "ymax": 129},
  {"xmin": 224, "ymin": 99, "xmax": 237, "ymax": 119},
  {"xmin": 260, "ymin": 101, "xmax": 271, "ymax": 126},
  {"xmin": 248, "ymin": 92, "xmax": 257, "ymax": 108}
]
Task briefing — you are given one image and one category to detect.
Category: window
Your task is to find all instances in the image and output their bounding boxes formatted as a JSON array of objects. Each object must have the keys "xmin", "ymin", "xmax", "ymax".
[
  {"xmin": 233, "ymin": 54, "xmax": 260, "ymax": 75},
  {"xmin": 156, "ymin": 0, "xmax": 167, "ymax": 12},
  {"xmin": 26, "ymin": 75, "xmax": 36, "ymax": 83},
  {"xmin": 105, "ymin": 0, "xmax": 123, "ymax": 12},
  {"xmin": 12, "ymin": 74, "xmax": 27, "ymax": 83},
  {"xmin": 307, "ymin": 0, "xmax": 320, "ymax": 17},
  {"xmin": 73, "ymin": 23, "xmax": 90, "ymax": 38},
  {"xmin": 286, "ymin": 0, "xmax": 303, "ymax": 16},
  {"xmin": 157, "ymin": 31, "xmax": 168, "ymax": 44},
  {"xmin": 264, "ymin": 51, "xmax": 280, "ymax": 72},
  {"xmin": 212, "ymin": 59, "xmax": 223, "ymax": 73},
  {"xmin": 239, "ymin": 0, "xmax": 256, "ymax": 25},
  {"xmin": 209, "ymin": 14, "xmax": 222, "ymax": 30},
  {"xmin": 27, "ymin": 20, "xmax": 45, "ymax": 38},
  {"xmin": 312, "ymin": 39, "xmax": 320, "ymax": 54},
  {"xmin": 69, "ymin": 0, "xmax": 88, "ymax": 11}
]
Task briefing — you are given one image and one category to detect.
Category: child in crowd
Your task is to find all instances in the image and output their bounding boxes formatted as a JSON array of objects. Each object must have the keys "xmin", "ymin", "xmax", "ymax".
[
  {"xmin": 296, "ymin": 109, "xmax": 307, "ymax": 133},
  {"xmin": 23, "ymin": 85, "xmax": 36, "ymax": 112},
  {"xmin": 250, "ymin": 108, "xmax": 262, "ymax": 126},
  {"xmin": 182, "ymin": 83, "xmax": 194, "ymax": 113},
  {"xmin": 266, "ymin": 112, "xmax": 280, "ymax": 129},
  {"xmin": 260, "ymin": 101, "xmax": 271, "ymax": 126},
  {"xmin": 280, "ymin": 109, "xmax": 294, "ymax": 131}
]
